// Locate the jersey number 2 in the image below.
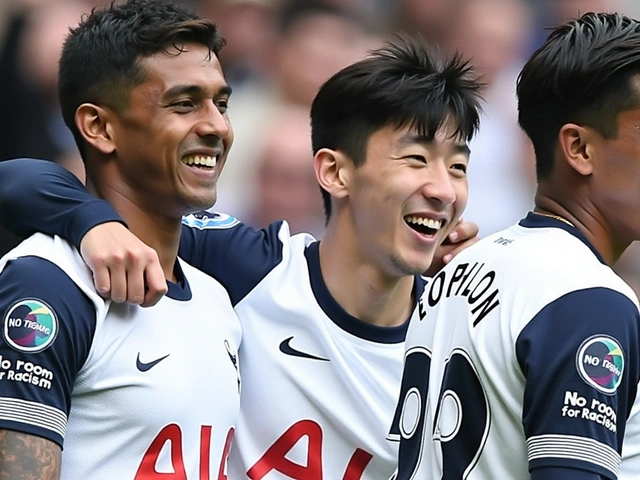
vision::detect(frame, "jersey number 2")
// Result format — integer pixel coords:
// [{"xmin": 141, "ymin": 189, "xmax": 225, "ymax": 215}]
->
[{"xmin": 390, "ymin": 347, "xmax": 490, "ymax": 479}]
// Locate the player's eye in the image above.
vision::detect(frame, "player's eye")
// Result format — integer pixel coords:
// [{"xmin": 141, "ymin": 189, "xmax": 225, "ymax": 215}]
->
[
  {"xmin": 407, "ymin": 155, "xmax": 427, "ymax": 164},
  {"xmin": 172, "ymin": 100, "xmax": 195, "ymax": 110},
  {"xmin": 215, "ymin": 98, "xmax": 229, "ymax": 113},
  {"xmin": 452, "ymin": 163, "xmax": 467, "ymax": 174}
]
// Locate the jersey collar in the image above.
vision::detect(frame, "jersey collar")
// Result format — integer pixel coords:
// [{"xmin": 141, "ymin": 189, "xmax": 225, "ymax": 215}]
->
[
  {"xmin": 304, "ymin": 241, "xmax": 424, "ymax": 343},
  {"xmin": 519, "ymin": 211, "xmax": 606, "ymax": 265},
  {"xmin": 165, "ymin": 260, "xmax": 193, "ymax": 301}
]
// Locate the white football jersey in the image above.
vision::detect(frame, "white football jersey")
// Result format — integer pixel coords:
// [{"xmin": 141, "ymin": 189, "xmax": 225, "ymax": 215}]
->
[
  {"xmin": 0, "ymin": 233, "xmax": 241, "ymax": 479},
  {"xmin": 390, "ymin": 213, "xmax": 640, "ymax": 479},
  {"xmin": 178, "ymin": 213, "xmax": 426, "ymax": 480}
]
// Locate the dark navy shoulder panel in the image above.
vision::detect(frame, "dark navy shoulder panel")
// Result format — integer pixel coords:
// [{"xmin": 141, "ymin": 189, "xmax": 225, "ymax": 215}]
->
[
  {"xmin": 179, "ymin": 212, "xmax": 286, "ymax": 305},
  {"xmin": 0, "ymin": 256, "xmax": 97, "ymax": 447},
  {"xmin": 516, "ymin": 287, "xmax": 640, "ymax": 457},
  {"xmin": 0, "ymin": 159, "xmax": 124, "ymax": 249}
]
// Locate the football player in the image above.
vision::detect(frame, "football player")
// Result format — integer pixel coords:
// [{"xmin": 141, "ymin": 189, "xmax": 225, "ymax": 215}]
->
[
  {"xmin": 0, "ymin": 35, "xmax": 482, "ymax": 479},
  {"xmin": 391, "ymin": 11, "xmax": 640, "ymax": 480},
  {"xmin": 0, "ymin": 1, "xmax": 241, "ymax": 478}
]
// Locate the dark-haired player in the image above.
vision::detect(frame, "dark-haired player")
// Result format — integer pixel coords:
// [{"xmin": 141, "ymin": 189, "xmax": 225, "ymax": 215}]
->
[
  {"xmin": 0, "ymin": 1, "xmax": 241, "ymax": 478},
  {"xmin": 0, "ymin": 35, "xmax": 482, "ymax": 479},
  {"xmin": 392, "ymin": 12, "xmax": 640, "ymax": 480}
]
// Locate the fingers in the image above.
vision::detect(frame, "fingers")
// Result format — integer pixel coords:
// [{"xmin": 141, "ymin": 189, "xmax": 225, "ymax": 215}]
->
[
  {"xmin": 141, "ymin": 255, "xmax": 168, "ymax": 307},
  {"xmin": 446, "ymin": 218, "xmax": 480, "ymax": 245},
  {"xmin": 80, "ymin": 223, "xmax": 167, "ymax": 307},
  {"xmin": 442, "ymin": 237, "xmax": 480, "ymax": 265},
  {"xmin": 426, "ymin": 219, "xmax": 481, "ymax": 276}
]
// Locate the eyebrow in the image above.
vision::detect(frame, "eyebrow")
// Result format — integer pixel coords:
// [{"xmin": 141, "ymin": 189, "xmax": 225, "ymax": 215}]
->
[
  {"xmin": 162, "ymin": 83, "xmax": 233, "ymax": 100},
  {"xmin": 396, "ymin": 134, "xmax": 471, "ymax": 156}
]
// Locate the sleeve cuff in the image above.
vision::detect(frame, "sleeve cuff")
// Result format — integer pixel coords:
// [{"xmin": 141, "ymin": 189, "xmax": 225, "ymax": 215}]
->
[{"xmin": 67, "ymin": 201, "xmax": 127, "ymax": 250}]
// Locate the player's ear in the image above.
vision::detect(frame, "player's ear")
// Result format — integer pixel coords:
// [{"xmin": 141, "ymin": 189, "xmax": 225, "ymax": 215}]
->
[
  {"xmin": 558, "ymin": 123, "xmax": 594, "ymax": 176},
  {"xmin": 315, "ymin": 148, "xmax": 351, "ymax": 199},
  {"xmin": 75, "ymin": 103, "xmax": 116, "ymax": 155}
]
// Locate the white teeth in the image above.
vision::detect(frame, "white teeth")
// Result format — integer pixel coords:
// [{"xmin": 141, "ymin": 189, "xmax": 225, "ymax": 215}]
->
[
  {"xmin": 181, "ymin": 155, "xmax": 218, "ymax": 168},
  {"xmin": 405, "ymin": 216, "xmax": 443, "ymax": 230}
]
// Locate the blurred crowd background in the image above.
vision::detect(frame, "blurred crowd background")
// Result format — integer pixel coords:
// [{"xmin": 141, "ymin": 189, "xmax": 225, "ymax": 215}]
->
[{"xmin": 2, "ymin": 0, "xmax": 640, "ymax": 292}]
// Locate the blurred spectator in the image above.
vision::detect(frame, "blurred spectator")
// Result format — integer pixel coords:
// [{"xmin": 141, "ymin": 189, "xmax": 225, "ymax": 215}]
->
[
  {"xmin": 244, "ymin": 105, "xmax": 325, "ymax": 237},
  {"xmin": 213, "ymin": 0, "xmax": 379, "ymax": 218},
  {"xmin": 0, "ymin": 0, "xmax": 90, "ymax": 177},
  {"xmin": 272, "ymin": 0, "xmax": 378, "ymax": 106},
  {"xmin": 391, "ymin": 0, "xmax": 466, "ymax": 45},
  {"xmin": 0, "ymin": 0, "xmax": 94, "ymax": 257},
  {"xmin": 443, "ymin": 0, "xmax": 537, "ymax": 236},
  {"xmin": 198, "ymin": 0, "xmax": 277, "ymax": 89}
]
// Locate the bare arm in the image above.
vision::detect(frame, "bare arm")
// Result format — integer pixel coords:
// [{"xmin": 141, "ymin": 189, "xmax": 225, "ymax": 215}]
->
[{"xmin": 0, "ymin": 430, "xmax": 61, "ymax": 480}]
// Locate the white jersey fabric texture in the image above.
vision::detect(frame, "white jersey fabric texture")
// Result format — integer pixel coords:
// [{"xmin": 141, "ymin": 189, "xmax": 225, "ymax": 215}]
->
[
  {"xmin": 179, "ymin": 213, "xmax": 426, "ymax": 480},
  {"xmin": 0, "ymin": 233, "xmax": 241, "ymax": 479},
  {"xmin": 390, "ymin": 213, "xmax": 640, "ymax": 480}
]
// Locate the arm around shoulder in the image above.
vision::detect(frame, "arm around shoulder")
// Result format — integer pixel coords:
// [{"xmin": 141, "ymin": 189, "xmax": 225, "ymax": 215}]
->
[{"xmin": 0, "ymin": 158, "xmax": 123, "ymax": 248}]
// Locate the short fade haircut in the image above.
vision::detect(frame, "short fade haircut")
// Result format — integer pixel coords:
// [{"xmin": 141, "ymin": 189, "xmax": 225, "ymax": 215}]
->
[
  {"xmin": 517, "ymin": 12, "xmax": 640, "ymax": 180},
  {"xmin": 310, "ymin": 34, "xmax": 483, "ymax": 220},
  {"xmin": 58, "ymin": 0, "xmax": 225, "ymax": 159}
]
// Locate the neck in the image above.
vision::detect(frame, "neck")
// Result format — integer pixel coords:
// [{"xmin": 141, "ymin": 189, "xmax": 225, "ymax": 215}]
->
[
  {"xmin": 88, "ymin": 180, "xmax": 182, "ymax": 281},
  {"xmin": 123, "ymin": 213, "xmax": 182, "ymax": 282},
  {"xmin": 534, "ymin": 193, "xmax": 626, "ymax": 266},
  {"xmin": 318, "ymin": 229, "xmax": 416, "ymax": 327}
]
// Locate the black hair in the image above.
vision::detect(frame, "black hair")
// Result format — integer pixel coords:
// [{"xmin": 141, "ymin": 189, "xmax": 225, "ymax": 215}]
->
[
  {"xmin": 517, "ymin": 12, "xmax": 640, "ymax": 179},
  {"xmin": 58, "ymin": 0, "xmax": 225, "ymax": 158},
  {"xmin": 310, "ymin": 34, "xmax": 483, "ymax": 220}
]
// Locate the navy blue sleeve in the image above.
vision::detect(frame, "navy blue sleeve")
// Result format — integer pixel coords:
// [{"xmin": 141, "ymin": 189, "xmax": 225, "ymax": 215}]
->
[
  {"xmin": 0, "ymin": 158, "xmax": 124, "ymax": 249},
  {"xmin": 0, "ymin": 256, "xmax": 96, "ymax": 447},
  {"xmin": 516, "ymin": 287, "xmax": 640, "ymax": 478},
  {"xmin": 531, "ymin": 467, "xmax": 608, "ymax": 480},
  {"xmin": 179, "ymin": 212, "xmax": 286, "ymax": 305}
]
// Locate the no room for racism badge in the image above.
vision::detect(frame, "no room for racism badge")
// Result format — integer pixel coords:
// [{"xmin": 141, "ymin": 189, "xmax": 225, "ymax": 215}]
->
[{"xmin": 3, "ymin": 299, "xmax": 58, "ymax": 353}]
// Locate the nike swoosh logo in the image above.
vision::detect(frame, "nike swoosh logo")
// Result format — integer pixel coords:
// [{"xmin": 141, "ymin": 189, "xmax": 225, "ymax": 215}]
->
[
  {"xmin": 136, "ymin": 352, "xmax": 170, "ymax": 372},
  {"xmin": 279, "ymin": 336, "xmax": 329, "ymax": 361}
]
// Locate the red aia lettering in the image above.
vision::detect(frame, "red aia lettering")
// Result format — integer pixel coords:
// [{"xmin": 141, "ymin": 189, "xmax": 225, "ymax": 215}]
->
[
  {"xmin": 343, "ymin": 449, "xmax": 374, "ymax": 480},
  {"xmin": 135, "ymin": 424, "xmax": 187, "ymax": 479},
  {"xmin": 247, "ymin": 420, "xmax": 373, "ymax": 480},
  {"xmin": 217, "ymin": 427, "xmax": 235, "ymax": 480},
  {"xmin": 135, "ymin": 424, "xmax": 233, "ymax": 480}
]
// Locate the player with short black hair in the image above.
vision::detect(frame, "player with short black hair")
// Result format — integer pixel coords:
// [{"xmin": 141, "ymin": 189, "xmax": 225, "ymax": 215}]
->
[
  {"xmin": 391, "ymin": 12, "xmax": 640, "ymax": 480},
  {"xmin": 0, "ymin": 34, "xmax": 482, "ymax": 478},
  {"xmin": 0, "ymin": 1, "xmax": 240, "ymax": 478}
]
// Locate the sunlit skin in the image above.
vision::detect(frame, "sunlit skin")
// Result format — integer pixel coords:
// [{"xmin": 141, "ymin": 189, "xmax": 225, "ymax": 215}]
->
[
  {"xmin": 586, "ymin": 106, "xmax": 640, "ymax": 261},
  {"xmin": 536, "ymin": 81, "xmax": 640, "ymax": 266},
  {"xmin": 319, "ymin": 124, "xmax": 470, "ymax": 325},
  {"xmin": 93, "ymin": 43, "xmax": 233, "ymax": 220},
  {"xmin": 79, "ymin": 42, "xmax": 233, "ymax": 279}
]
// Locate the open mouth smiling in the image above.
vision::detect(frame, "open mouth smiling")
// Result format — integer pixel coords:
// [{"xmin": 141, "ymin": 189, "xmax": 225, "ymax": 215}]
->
[
  {"xmin": 404, "ymin": 215, "xmax": 444, "ymax": 236},
  {"xmin": 181, "ymin": 154, "xmax": 218, "ymax": 169}
]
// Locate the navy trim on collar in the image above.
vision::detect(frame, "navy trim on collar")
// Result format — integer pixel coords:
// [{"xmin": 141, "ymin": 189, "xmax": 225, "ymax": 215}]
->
[
  {"xmin": 519, "ymin": 212, "xmax": 605, "ymax": 265},
  {"xmin": 304, "ymin": 241, "xmax": 424, "ymax": 343},
  {"xmin": 165, "ymin": 260, "xmax": 192, "ymax": 301}
]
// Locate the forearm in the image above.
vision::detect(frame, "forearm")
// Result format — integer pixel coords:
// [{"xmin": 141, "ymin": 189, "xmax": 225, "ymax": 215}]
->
[
  {"xmin": 0, "ymin": 158, "xmax": 124, "ymax": 248},
  {"xmin": 0, "ymin": 430, "xmax": 61, "ymax": 480}
]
